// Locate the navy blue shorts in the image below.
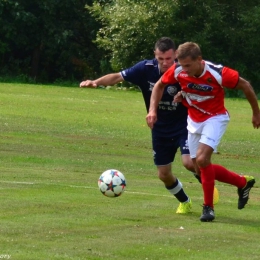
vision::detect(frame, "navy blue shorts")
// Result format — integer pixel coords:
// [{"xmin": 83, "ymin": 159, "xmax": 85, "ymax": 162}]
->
[{"xmin": 152, "ymin": 131, "xmax": 190, "ymax": 166}]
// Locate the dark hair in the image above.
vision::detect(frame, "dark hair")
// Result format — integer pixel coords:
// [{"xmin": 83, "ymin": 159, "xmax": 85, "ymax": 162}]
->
[
  {"xmin": 154, "ymin": 37, "xmax": 176, "ymax": 52},
  {"xmin": 177, "ymin": 42, "xmax": 202, "ymax": 60}
]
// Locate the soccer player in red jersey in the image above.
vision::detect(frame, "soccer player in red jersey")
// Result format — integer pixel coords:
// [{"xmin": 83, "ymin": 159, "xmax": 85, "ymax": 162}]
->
[{"xmin": 146, "ymin": 42, "xmax": 260, "ymax": 222}]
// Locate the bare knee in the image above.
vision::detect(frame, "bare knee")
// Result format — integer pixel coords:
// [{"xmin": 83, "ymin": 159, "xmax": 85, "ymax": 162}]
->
[
  {"xmin": 196, "ymin": 154, "xmax": 208, "ymax": 168},
  {"xmin": 158, "ymin": 168, "xmax": 171, "ymax": 181},
  {"xmin": 157, "ymin": 165, "xmax": 176, "ymax": 186},
  {"xmin": 191, "ymin": 158, "xmax": 200, "ymax": 176},
  {"xmin": 196, "ymin": 146, "xmax": 213, "ymax": 168}
]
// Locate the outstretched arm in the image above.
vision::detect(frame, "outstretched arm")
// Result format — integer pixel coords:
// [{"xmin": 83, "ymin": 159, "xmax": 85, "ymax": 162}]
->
[
  {"xmin": 79, "ymin": 73, "xmax": 124, "ymax": 88},
  {"xmin": 146, "ymin": 78, "xmax": 166, "ymax": 129},
  {"xmin": 236, "ymin": 77, "xmax": 260, "ymax": 129}
]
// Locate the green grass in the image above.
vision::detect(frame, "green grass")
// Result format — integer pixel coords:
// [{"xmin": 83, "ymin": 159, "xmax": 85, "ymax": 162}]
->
[{"xmin": 0, "ymin": 83, "xmax": 259, "ymax": 260}]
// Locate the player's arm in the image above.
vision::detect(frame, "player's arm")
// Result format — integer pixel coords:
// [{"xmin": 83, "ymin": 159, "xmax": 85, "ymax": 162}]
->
[
  {"xmin": 235, "ymin": 77, "xmax": 260, "ymax": 129},
  {"xmin": 79, "ymin": 73, "xmax": 124, "ymax": 88},
  {"xmin": 146, "ymin": 77, "xmax": 166, "ymax": 129}
]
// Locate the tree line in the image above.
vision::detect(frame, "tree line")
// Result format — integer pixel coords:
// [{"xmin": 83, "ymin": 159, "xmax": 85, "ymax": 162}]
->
[{"xmin": 1, "ymin": 0, "xmax": 260, "ymax": 94}]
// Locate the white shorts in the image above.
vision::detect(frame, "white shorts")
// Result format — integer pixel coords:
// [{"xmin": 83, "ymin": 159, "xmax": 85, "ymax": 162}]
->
[{"xmin": 187, "ymin": 113, "xmax": 230, "ymax": 158}]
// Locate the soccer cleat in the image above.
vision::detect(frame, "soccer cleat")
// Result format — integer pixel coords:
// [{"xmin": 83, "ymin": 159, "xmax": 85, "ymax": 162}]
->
[
  {"xmin": 237, "ymin": 175, "xmax": 255, "ymax": 209},
  {"xmin": 200, "ymin": 205, "xmax": 215, "ymax": 222},
  {"xmin": 176, "ymin": 199, "xmax": 192, "ymax": 214},
  {"xmin": 213, "ymin": 186, "xmax": 219, "ymax": 205}
]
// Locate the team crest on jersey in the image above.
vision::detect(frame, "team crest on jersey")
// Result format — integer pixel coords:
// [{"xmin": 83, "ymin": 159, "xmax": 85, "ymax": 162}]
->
[
  {"xmin": 148, "ymin": 81, "xmax": 155, "ymax": 91},
  {"xmin": 187, "ymin": 83, "xmax": 213, "ymax": 92},
  {"xmin": 167, "ymin": 85, "xmax": 178, "ymax": 96},
  {"xmin": 207, "ymin": 77, "xmax": 213, "ymax": 83}
]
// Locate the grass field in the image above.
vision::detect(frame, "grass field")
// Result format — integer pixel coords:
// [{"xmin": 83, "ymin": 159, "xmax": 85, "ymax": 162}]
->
[{"xmin": 0, "ymin": 83, "xmax": 259, "ymax": 260}]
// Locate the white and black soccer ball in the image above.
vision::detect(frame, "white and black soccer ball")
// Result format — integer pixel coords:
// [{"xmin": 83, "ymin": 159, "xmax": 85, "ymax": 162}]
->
[{"xmin": 98, "ymin": 169, "xmax": 126, "ymax": 197}]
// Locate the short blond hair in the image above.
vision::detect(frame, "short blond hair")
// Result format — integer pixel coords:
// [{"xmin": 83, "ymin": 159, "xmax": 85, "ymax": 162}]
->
[{"xmin": 176, "ymin": 42, "xmax": 202, "ymax": 60}]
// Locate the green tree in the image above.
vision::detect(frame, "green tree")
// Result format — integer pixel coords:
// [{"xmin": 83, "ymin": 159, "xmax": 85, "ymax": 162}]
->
[
  {"xmin": 87, "ymin": 0, "xmax": 260, "ymax": 93},
  {"xmin": 217, "ymin": 2, "xmax": 260, "ymax": 91},
  {"xmin": 88, "ymin": 0, "xmax": 226, "ymax": 71},
  {"xmin": 87, "ymin": 0, "xmax": 176, "ymax": 71},
  {"xmin": 0, "ymin": 0, "xmax": 102, "ymax": 82}
]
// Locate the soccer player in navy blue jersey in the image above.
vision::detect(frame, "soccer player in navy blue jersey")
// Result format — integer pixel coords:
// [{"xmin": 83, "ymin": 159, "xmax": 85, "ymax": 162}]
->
[{"xmin": 80, "ymin": 37, "xmax": 217, "ymax": 213}]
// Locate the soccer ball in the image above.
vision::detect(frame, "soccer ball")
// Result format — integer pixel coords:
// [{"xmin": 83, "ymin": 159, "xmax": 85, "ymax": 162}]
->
[{"xmin": 98, "ymin": 169, "xmax": 126, "ymax": 197}]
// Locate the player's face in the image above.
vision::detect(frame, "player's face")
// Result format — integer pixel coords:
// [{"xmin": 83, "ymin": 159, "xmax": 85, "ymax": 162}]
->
[
  {"xmin": 178, "ymin": 56, "xmax": 203, "ymax": 77},
  {"xmin": 154, "ymin": 49, "xmax": 175, "ymax": 73}
]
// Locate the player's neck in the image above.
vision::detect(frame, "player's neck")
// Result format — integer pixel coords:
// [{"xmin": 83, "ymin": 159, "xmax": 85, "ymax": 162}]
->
[{"xmin": 194, "ymin": 62, "xmax": 205, "ymax": 77}]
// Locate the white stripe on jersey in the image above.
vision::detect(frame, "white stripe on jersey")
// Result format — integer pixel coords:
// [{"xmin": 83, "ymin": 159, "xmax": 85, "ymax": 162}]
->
[
  {"xmin": 174, "ymin": 65, "xmax": 183, "ymax": 79},
  {"xmin": 204, "ymin": 61, "xmax": 223, "ymax": 87}
]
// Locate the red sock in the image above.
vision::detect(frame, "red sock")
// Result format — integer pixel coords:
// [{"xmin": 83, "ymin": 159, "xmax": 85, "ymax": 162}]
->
[
  {"xmin": 212, "ymin": 164, "xmax": 246, "ymax": 188},
  {"xmin": 200, "ymin": 164, "xmax": 215, "ymax": 208}
]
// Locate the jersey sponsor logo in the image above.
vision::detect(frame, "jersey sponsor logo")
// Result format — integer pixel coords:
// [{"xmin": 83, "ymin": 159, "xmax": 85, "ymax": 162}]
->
[
  {"xmin": 158, "ymin": 100, "xmax": 178, "ymax": 111},
  {"xmin": 158, "ymin": 105, "xmax": 177, "ymax": 111},
  {"xmin": 167, "ymin": 85, "xmax": 178, "ymax": 96},
  {"xmin": 159, "ymin": 101, "xmax": 171, "ymax": 105},
  {"xmin": 187, "ymin": 83, "xmax": 213, "ymax": 92},
  {"xmin": 158, "ymin": 98, "xmax": 179, "ymax": 110},
  {"xmin": 186, "ymin": 93, "xmax": 214, "ymax": 102}
]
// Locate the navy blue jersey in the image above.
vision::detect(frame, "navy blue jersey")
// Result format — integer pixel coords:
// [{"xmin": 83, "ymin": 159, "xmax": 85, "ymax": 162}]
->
[{"xmin": 121, "ymin": 59, "xmax": 188, "ymax": 137}]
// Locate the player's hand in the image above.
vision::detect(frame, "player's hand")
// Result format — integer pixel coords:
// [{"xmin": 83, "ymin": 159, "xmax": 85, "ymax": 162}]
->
[
  {"xmin": 252, "ymin": 112, "xmax": 260, "ymax": 129},
  {"xmin": 146, "ymin": 111, "xmax": 157, "ymax": 129},
  {"xmin": 79, "ymin": 80, "xmax": 97, "ymax": 88},
  {"xmin": 173, "ymin": 91, "xmax": 183, "ymax": 103}
]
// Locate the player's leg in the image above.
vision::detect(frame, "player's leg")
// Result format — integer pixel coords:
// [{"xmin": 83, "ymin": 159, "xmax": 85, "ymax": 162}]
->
[
  {"xmin": 196, "ymin": 143, "xmax": 215, "ymax": 207},
  {"xmin": 187, "ymin": 115, "xmax": 218, "ymax": 221},
  {"xmin": 187, "ymin": 130, "xmax": 215, "ymax": 222},
  {"xmin": 179, "ymin": 133, "xmax": 219, "ymax": 205},
  {"xmin": 152, "ymin": 134, "xmax": 191, "ymax": 213},
  {"xmin": 212, "ymin": 165, "xmax": 255, "ymax": 209},
  {"xmin": 157, "ymin": 164, "xmax": 189, "ymax": 202},
  {"xmin": 157, "ymin": 164, "xmax": 192, "ymax": 214},
  {"xmin": 199, "ymin": 114, "xmax": 255, "ymax": 210}
]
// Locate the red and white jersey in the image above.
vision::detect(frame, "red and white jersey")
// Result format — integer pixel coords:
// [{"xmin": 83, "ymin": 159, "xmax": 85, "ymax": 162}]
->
[{"xmin": 161, "ymin": 60, "xmax": 239, "ymax": 122}]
